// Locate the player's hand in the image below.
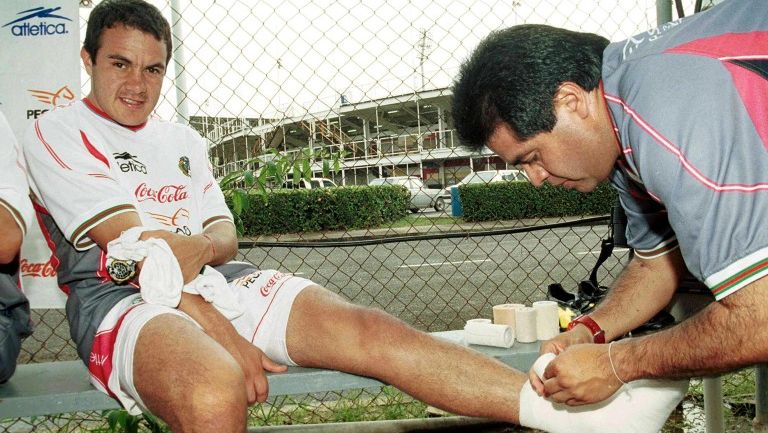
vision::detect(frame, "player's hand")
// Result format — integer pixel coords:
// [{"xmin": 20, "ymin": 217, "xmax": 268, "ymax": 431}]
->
[
  {"xmin": 540, "ymin": 343, "xmax": 622, "ymax": 406},
  {"xmin": 139, "ymin": 230, "xmax": 210, "ymax": 283},
  {"xmin": 528, "ymin": 325, "xmax": 593, "ymax": 394},
  {"xmin": 229, "ymin": 334, "xmax": 288, "ymax": 404}
]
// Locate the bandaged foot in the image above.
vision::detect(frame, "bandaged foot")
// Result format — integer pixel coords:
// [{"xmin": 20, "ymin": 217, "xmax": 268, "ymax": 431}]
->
[{"xmin": 519, "ymin": 353, "xmax": 688, "ymax": 433}]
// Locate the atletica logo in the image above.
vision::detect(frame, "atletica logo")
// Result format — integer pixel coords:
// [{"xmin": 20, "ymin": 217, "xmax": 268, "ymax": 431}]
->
[
  {"xmin": 113, "ymin": 151, "xmax": 148, "ymax": 174},
  {"xmin": 2, "ymin": 6, "xmax": 72, "ymax": 37}
]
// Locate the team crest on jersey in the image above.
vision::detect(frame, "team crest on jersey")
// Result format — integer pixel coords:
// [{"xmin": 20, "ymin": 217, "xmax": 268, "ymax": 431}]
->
[
  {"xmin": 113, "ymin": 152, "xmax": 147, "ymax": 174},
  {"xmin": 178, "ymin": 156, "xmax": 190, "ymax": 177}
]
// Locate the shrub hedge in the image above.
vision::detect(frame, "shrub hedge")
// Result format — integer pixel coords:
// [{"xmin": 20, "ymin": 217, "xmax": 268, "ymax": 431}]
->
[
  {"xmin": 459, "ymin": 181, "xmax": 618, "ymax": 222},
  {"xmin": 239, "ymin": 185, "xmax": 409, "ymax": 235}
]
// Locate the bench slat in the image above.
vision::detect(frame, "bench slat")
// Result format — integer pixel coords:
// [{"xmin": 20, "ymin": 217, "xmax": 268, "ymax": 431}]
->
[{"xmin": 1, "ymin": 330, "xmax": 541, "ymax": 419}]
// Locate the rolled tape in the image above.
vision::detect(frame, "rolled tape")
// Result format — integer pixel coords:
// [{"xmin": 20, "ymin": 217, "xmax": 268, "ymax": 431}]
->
[
  {"xmin": 533, "ymin": 300, "xmax": 560, "ymax": 341},
  {"xmin": 466, "ymin": 318, "xmax": 492, "ymax": 325},
  {"xmin": 492, "ymin": 303, "xmax": 525, "ymax": 327},
  {"xmin": 514, "ymin": 307, "xmax": 538, "ymax": 343},
  {"xmin": 464, "ymin": 320, "xmax": 514, "ymax": 348}
]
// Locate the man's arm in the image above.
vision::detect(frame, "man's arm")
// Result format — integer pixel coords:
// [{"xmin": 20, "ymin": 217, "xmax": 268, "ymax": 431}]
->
[
  {"xmin": 531, "ymin": 249, "xmax": 685, "ymax": 393},
  {"xmin": 0, "ymin": 206, "xmax": 23, "ymax": 264},
  {"xmin": 589, "ymin": 248, "xmax": 686, "ymax": 341}
]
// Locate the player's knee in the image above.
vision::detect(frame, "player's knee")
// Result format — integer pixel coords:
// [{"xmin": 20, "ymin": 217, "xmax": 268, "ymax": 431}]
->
[{"xmin": 183, "ymin": 367, "xmax": 247, "ymax": 432}]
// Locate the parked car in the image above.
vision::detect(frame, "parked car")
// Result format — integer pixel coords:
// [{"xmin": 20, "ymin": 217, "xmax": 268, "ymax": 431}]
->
[
  {"xmin": 369, "ymin": 176, "xmax": 446, "ymax": 212},
  {"xmin": 443, "ymin": 169, "xmax": 528, "ymax": 198},
  {"xmin": 281, "ymin": 177, "xmax": 338, "ymax": 189}
]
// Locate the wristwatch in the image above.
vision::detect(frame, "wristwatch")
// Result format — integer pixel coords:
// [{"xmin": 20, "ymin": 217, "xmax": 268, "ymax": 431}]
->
[
  {"xmin": 107, "ymin": 258, "xmax": 138, "ymax": 285},
  {"xmin": 567, "ymin": 315, "xmax": 606, "ymax": 344}
]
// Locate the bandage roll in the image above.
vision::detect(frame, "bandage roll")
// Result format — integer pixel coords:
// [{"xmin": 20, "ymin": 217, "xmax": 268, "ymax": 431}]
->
[
  {"xmin": 466, "ymin": 318, "xmax": 492, "ymax": 325},
  {"xmin": 492, "ymin": 303, "xmax": 525, "ymax": 328},
  {"xmin": 532, "ymin": 353, "xmax": 557, "ymax": 380},
  {"xmin": 464, "ymin": 320, "xmax": 514, "ymax": 348},
  {"xmin": 533, "ymin": 301, "xmax": 560, "ymax": 340},
  {"xmin": 515, "ymin": 307, "xmax": 538, "ymax": 343}
]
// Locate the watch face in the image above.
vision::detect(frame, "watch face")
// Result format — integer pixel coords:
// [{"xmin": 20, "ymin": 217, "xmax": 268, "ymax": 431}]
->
[{"xmin": 108, "ymin": 259, "xmax": 137, "ymax": 284}]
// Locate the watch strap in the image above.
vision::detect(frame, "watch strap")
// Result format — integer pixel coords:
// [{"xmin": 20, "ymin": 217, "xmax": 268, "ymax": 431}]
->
[{"xmin": 567, "ymin": 315, "xmax": 606, "ymax": 344}]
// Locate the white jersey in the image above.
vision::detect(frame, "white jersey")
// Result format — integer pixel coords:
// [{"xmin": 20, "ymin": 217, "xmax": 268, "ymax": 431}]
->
[
  {"xmin": 22, "ymin": 99, "xmax": 233, "ymax": 362},
  {"xmin": 0, "ymin": 111, "xmax": 33, "ymax": 235},
  {"xmin": 23, "ymin": 98, "xmax": 232, "ymax": 250}
]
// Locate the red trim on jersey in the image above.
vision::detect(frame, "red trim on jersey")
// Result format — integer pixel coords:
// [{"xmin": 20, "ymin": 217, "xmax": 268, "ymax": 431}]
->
[
  {"xmin": 35, "ymin": 120, "xmax": 71, "ymax": 170},
  {"xmin": 32, "ymin": 202, "xmax": 69, "ymax": 296},
  {"xmin": 97, "ymin": 250, "xmax": 110, "ymax": 283},
  {"xmin": 604, "ymin": 93, "xmax": 768, "ymax": 193},
  {"xmin": 80, "ymin": 131, "xmax": 111, "ymax": 168},
  {"xmin": 666, "ymin": 33, "xmax": 768, "ymax": 152},
  {"xmin": 600, "ymin": 81, "xmax": 624, "ymax": 157},
  {"xmin": 89, "ymin": 304, "xmax": 139, "ymax": 399},
  {"xmin": 203, "ymin": 181, "xmax": 213, "ymax": 194},
  {"xmin": 82, "ymin": 98, "xmax": 147, "ymax": 132},
  {"xmin": 724, "ymin": 62, "xmax": 768, "ymax": 152},
  {"xmin": 665, "ymin": 32, "xmax": 768, "ymax": 60}
]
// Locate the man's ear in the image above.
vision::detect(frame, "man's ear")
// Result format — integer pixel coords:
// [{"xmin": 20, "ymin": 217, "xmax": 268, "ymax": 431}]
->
[
  {"xmin": 81, "ymin": 47, "xmax": 94, "ymax": 76},
  {"xmin": 554, "ymin": 82, "xmax": 590, "ymax": 119}
]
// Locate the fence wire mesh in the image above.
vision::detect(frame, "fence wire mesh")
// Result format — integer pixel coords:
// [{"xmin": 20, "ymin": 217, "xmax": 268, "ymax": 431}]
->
[{"xmin": 10, "ymin": 0, "xmax": 749, "ymax": 432}]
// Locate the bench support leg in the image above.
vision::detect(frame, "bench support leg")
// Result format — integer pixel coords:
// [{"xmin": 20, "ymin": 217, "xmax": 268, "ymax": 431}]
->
[
  {"xmin": 754, "ymin": 364, "xmax": 768, "ymax": 433},
  {"xmin": 704, "ymin": 376, "xmax": 725, "ymax": 433}
]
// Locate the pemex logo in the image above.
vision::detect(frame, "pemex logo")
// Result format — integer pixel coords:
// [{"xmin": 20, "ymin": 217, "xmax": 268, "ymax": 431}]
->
[
  {"xmin": 3, "ymin": 6, "xmax": 72, "ymax": 37},
  {"xmin": 29, "ymin": 86, "xmax": 75, "ymax": 107},
  {"xmin": 27, "ymin": 85, "xmax": 76, "ymax": 119}
]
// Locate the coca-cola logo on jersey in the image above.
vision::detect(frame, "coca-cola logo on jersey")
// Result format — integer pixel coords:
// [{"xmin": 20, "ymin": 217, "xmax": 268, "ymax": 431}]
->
[
  {"xmin": 135, "ymin": 183, "xmax": 189, "ymax": 203},
  {"xmin": 20, "ymin": 258, "xmax": 57, "ymax": 278}
]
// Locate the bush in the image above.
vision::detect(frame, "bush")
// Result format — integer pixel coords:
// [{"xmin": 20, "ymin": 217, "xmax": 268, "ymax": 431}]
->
[
  {"xmin": 460, "ymin": 182, "xmax": 617, "ymax": 222},
  {"xmin": 238, "ymin": 185, "xmax": 409, "ymax": 235}
]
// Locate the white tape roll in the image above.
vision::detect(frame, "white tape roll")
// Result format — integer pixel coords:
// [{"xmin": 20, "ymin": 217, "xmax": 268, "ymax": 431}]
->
[
  {"xmin": 492, "ymin": 303, "xmax": 525, "ymax": 328},
  {"xmin": 533, "ymin": 300, "xmax": 560, "ymax": 340},
  {"xmin": 515, "ymin": 307, "xmax": 538, "ymax": 343},
  {"xmin": 464, "ymin": 320, "xmax": 514, "ymax": 348}
]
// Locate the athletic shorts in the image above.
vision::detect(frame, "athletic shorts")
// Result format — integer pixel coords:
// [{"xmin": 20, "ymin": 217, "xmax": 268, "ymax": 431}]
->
[{"xmin": 86, "ymin": 267, "xmax": 314, "ymax": 415}]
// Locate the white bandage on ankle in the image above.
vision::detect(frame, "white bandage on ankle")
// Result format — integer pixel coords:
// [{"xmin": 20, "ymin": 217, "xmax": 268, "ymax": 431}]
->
[{"xmin": 518, "ymin": 353, "xmax": 689, "ymax": 433}]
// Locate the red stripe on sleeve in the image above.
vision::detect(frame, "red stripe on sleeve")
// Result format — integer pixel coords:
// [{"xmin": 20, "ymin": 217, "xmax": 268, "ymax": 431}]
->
[{"xmin": 80, "ymin": 130, "xmax": 110, "ymax": 168}]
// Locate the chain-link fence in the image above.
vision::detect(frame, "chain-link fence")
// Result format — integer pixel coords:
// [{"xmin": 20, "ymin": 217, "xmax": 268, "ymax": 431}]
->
[{"xmin": 8, "ymin": 0, "xmax": 754, "ymax": 432}]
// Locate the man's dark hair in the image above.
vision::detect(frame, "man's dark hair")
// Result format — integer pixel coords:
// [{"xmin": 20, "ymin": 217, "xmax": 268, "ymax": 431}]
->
[
  {"xmin": 452, "ymin": 24, "xmax": 609, "ymax": 150},
  {"xmin": 84, "ymin": 0, "xmax": 172, "ymax": 65}
]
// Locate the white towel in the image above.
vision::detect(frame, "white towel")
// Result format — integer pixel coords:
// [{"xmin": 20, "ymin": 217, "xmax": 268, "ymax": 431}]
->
[
  {"xmin": 106, "ymin": 228, "xmax": 244, "ymax": 319},
  {"xmin": 184, "ymin": 265, "xmax": 244, "ymax": 319}
]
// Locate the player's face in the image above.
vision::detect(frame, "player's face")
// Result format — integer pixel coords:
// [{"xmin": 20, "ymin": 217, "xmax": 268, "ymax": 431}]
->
[
  {"xmin": 81, "ymin": 24, "xmax": 166, "ymax": 126},
  {"xmin": 487, "ymin": 114, "xmax": 616, "ymax": 193}
]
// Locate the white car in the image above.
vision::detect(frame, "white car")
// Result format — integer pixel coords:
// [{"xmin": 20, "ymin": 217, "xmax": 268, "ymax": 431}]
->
[
  {"xmin": 369, "ymin": 176, "xmax": 446, "ymax": 213},
  {"xmin": 443, "ymin": 169, "xmax": 528, "ymax": 198}
]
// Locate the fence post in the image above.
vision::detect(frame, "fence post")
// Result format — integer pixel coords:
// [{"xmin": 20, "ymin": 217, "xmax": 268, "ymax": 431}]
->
[
  {"xmin": 704, "ymin": 377, "xmax": 725, "ymax": 433},
  {"xmin": 754, "ymin": 364, "xmax": 768, "ymax": 433}
]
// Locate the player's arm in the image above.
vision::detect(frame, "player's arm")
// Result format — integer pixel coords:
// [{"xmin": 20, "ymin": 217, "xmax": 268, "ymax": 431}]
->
[
  {"xmin": 0, "ymin": 204, "xmax": 23, "ymax": 264},
  {"xmin": 88, "ymin": 213, "xmax": 283, "ymax": 403}
]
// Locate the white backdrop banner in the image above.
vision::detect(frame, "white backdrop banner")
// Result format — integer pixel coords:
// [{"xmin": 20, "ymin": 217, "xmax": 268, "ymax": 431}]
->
[{"xmin": 0, "ymin": 1, "xmax": 80, "ymax": 308}]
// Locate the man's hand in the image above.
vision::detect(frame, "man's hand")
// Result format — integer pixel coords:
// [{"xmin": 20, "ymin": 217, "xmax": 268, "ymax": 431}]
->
[
  {"xmin": 228, "ymin": 334, "xmax": 288, "ymax": 404},
  {"xmin": 540, "ymin": 343, "xmax": 623, "ymax": 406},
  {"xmin": 529, "ymin": 325, "xmax": 593, "ymax": 393},
  {"xmin": 177, "ymin": 293, "xmax": 287, "ymax": 404}
]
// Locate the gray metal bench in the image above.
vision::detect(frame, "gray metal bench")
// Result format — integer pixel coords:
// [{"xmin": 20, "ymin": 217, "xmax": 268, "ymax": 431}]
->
[{"xmin": 0, "ymin": 330, "xmax": 541, "ymax": 419}]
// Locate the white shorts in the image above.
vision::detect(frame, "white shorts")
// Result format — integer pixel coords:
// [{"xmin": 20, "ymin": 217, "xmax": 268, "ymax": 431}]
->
[{"xmin": 87, "ymin": 269, "xmax": 313, "ymax": 415}]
